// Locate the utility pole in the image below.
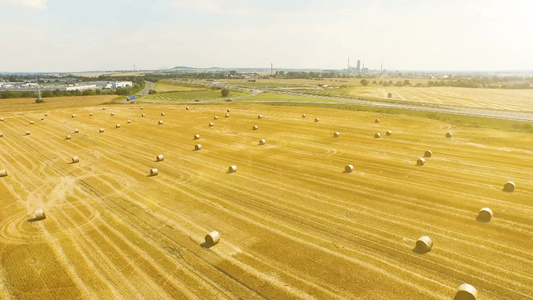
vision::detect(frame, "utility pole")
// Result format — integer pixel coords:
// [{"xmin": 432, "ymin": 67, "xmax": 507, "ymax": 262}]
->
[{"xmin": 35, "ymin": 77, "xmax": 43, "ymax": 103}]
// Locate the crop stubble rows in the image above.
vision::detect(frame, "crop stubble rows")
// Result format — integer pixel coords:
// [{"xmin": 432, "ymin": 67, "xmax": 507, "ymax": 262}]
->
[{"xmin": 0, "ymin": 103, "xmax": 532, "ymax": 299}]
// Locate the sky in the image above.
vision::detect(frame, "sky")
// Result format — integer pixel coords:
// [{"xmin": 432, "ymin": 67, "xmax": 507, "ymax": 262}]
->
[{"xmin": 0, "ymin": 0, "xmax": 532, "ymax": 72}]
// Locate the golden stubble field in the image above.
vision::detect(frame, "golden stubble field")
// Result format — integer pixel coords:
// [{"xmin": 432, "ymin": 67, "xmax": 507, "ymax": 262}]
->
[{"xmin": 0, "ymin": 98, "xmax": 532, "ymax": 299}]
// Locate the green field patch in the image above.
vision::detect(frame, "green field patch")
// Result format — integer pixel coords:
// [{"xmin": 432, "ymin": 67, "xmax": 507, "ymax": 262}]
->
[
  {"xmin": 243, "ymin": 92, "xmax": 344, "ymax": 103},
  {"xmin": 139, "ymin": 88, "xmax": 250, "ymax": 103}
]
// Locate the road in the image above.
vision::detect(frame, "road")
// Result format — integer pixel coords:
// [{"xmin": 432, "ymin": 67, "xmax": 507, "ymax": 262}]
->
[{"xmin": 137, "ymin": 81, "xmax": 155, "ymax": 96}]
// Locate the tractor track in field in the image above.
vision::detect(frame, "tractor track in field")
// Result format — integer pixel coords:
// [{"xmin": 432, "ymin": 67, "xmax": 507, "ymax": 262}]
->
[{"xmin": 0, "ymin": 104, "xmax": 532, "ymax": 299}]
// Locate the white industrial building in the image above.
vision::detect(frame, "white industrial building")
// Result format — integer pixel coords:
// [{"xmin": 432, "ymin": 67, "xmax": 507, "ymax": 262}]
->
[
  {"xmin": 66, "ymin": 84, "xmax": 97, "ymax": 91},
  {"xmin": 112, "ymin": 81, "xmax": 132, "ymax": 89}
]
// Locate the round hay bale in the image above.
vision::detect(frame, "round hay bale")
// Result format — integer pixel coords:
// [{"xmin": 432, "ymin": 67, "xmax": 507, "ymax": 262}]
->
[
  {"xmin": 140, "ymin": 106, "xmax": 144, "ymax": 110},
  {"xmin": 225, "ymin": 113, "xmax": 230, "ymax": 118},
  {"xmin": 150, "ymin": 168, "xmax": 159, "ymax": 176},
  {"xmin": 227, "ymin": 108, "xmax": 231, "ymax": 112},
  {"xmin": 89, "ymin": 113, "xmax": 93, "ymax": 116},
  {"xmin": 0, "ymin": 132, "xmax": 3, "ymax": 137},
  {"xmin": 205, "ymin": 231, "xmax": 220, "ymax": 246},
  {"xmin": 41, "ymin": 117, "xmax": 44, "ymax": 120},
  {"xmin": 186, "ymin": 107, "xmax": 190, "ymax": 110},
  {"xmin": 386, "ymin": 130, "xmax": 392, "ymax": 136},
  {"xmin": 417, "ymin": 158, "xmax": 425, "ymax": 166},
  {"xmin": 99, "ymin": 128, "xmax": 105, "ymax": 133},
  {"xmin": 424, "ymin": 150, "xmax": 432, "ymax": 158},
  {"xmin": 446, "ymin": 132, "xmax": 453, "ymax": 138},
  {"xmin": 374, "ymin": 133, "xmax": 381, "ymax": 138},
  {"xmin": 253, "ymin": 125, "xmax": 258, "ymax": 130},
  {"xmin": 66, "ymin": 135, "xmax": 72, "ymax": 140},
  {"xmin": 258, "ymin": 114, "xmax": 263, "ymax": 119},
  {"xmin": 141, "ymin": 113, "xmax": 146, "ymax": 117},
  {"xmin": 72, "ymin": 156, "xmax": 79, "ymax": 163},
  {"xmin": 74, "ymin": 129, "xmax": 79, "ymax": 133},
  {"xmin": 503, "ymin": 181, "xmax": 515, "ymax": 192},
  {"xmin": 333, "ymin": 132, "xmax": 340, "ymax": 137},
  {"xmin": 209, "ymin": 122, "xmax": 214, "ymax": 127},
  {"xmin": 158, "ymin": 120, "xmax": 163, "ymax": 124},
  {"xmin": 228, "ymin": 165, "xmax": 237, "ymax": 172},
  {"xmin": 102, "ymin": 108, "xmax": 106, "ymax": 110},
  {"xmin": 415, "ymin": 236, "xmax": 433, "ymax": 253},
  {"xmin": 0, "ymin": 169, "xmax": 7, "ymax": 177},
  {"xmin": 478, "ymin": 207, "xmax": 493, "ymax": 222},
  {"xmin": 302, "ymin": 114, "xmax": 306, "ymax": 118},
  {"xmin": 214, "ymin": 116, "xmax": 218, "ymax": 120},
  {"xmin": 116, "ymin": 124, "xmax": 121, "ymax": 128},
  {"xmin": 0, "ymin": 118, "xmax": 4, "ymax": 121},
  {"xmin": 127, "ymin": 120, "xmax": 131, "ymax": 124},
  {"xmin": 72, "ymin": 114, "xmax": 76, "ymax": 118},
  {"xmin": 259, "ymin": 139, "xmax": 266, "ymax": 145},
  {"xmin": 375, "ymin": 118, "xmax": 380, "ymax": 123},
  {"xmin": 44, "ymin": 114, "xmax": 47, "ymax": 116},
  {"xmin": 161, "ymin": 112, "xmax": 165, "ymax": 116},
  {"xmin": 455, "ymin": 283, "xmax": 477, "ymax": 300},
  {"xmin": 30, "ymin": 121, "xmax": 35, "ymax": 124},
  {"xmin": 345, "ymin": 165, "xmax": 354, "ymax": 173},
  {"xmin": 315, "ymin": 118, "xmax": 320, "ymax": 122},
  {"xmin": 26, "ymin": 131, "xmax": 31, "ymax": 135},
  {"xmin": 195, "ymin": 144, "xmax": 202, "ymax": 150},
  {"xmin": 34, "ymin": 209, "xmax": 46, "ymax": 220},
  {"xmin": 111, "ymin": 112, "xmax": 115, "ymax": 116},
  {"xmin": 156, "ymin": 154, "xmax": 164, "ymax": 162},
  {"xmin": 194, "ymin": 134, "xmax": 200, "ymax": 139}
]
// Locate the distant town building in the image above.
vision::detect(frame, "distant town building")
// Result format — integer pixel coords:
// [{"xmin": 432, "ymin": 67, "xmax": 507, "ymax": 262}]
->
[
  {"xmin": 112, "ymin": 81, "xmax": 132, "ymax": 89},
  {"xmin": 66, "ymin": 84, "xmax": 97, "ymax": 91}
]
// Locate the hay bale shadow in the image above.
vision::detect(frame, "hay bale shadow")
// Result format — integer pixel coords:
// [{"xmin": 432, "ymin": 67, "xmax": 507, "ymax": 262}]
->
[
  {"xmin": 476, "ymin": 215, "xmax": 490, "ymax": 223},
  {"xmin": 200, "ymin": 241, "xmax": 214, "ymax": 249},
  {"xmin": 453, "ymin": 292, "xmax": 476, "ymax": 300},
  {"xmin": 27, "ymin": 217, "xmax": 45, "ymax": 223},
  {"xmin": 412, "ymin": 246, "xmax": 430, "ymax": 254}
]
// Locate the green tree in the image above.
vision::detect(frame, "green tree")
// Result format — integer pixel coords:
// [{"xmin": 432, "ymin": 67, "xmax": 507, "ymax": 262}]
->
[
  {"xmin": 221, "ymin": 88, "xmax": 230, "ymax": 97},
  {"xmin": 41, "ymin": 90, "xmax": 53, "ymax": 98}
]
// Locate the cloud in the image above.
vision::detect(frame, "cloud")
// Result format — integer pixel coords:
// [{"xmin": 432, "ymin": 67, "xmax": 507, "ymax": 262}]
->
[{"xmin": 0, "ymin": 0, "xmax": 47, "ymax": 9}]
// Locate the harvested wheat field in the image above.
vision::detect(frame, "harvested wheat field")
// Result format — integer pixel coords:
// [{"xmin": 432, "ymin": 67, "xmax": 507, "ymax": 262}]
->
[{"xmin": 0, "ymin": 99, "xmax": 532, "ymax": 299}]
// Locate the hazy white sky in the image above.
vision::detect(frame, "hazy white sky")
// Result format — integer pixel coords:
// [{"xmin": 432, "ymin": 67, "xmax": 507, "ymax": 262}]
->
[{"xmin": 0, "ymin": 0, "xmax": 531, "ymax": 72}]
